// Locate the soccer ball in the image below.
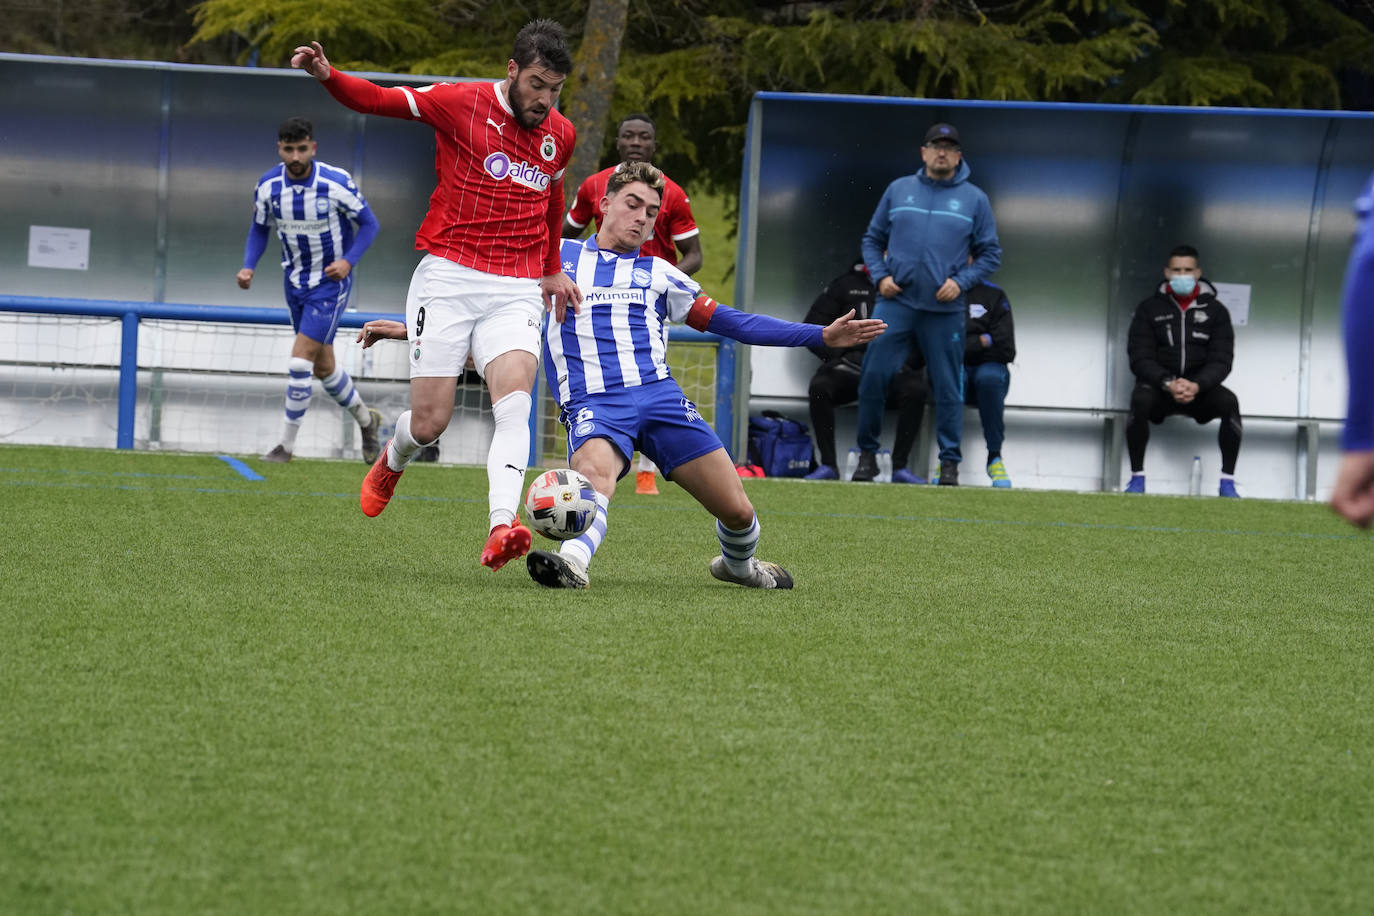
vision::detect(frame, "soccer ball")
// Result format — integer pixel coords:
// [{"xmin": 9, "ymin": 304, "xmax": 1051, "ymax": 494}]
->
[{"xmin": 524, "ymin": 468, "xmax": 598, "ymax": 541}]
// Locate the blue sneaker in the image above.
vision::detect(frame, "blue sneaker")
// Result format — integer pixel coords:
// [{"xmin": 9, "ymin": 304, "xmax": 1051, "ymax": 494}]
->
[
  {"xmin": 1218, "ymin": 478, "xmax": 1240, "ymax": 498},
  {"xmin": 987, "ymin": 458, "xmax": 1011, "ymax": 488},
  {"xmin": 891, "ymin": 467, "xmax": 926, "ymax": 484},
  {"xmin": 1124, "ymin": 474, "xmax": 1146, "ymax": 494},
  {"xmin": 804, "ymin": 464, "xmax": 838, "ymax": 481}
]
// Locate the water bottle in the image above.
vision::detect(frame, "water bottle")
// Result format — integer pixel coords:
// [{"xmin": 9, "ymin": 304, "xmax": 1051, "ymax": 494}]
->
[
  {"xmin": 1189, "ymin": 455, "xmax": 1202, "ymax": 496},
  {"xmin": 876, "ymin": 448, "xmax": 893, "ymax": 483},
  {"xmin": 842, "ymin": 448, "xmax": 860, "ymax": 481}
]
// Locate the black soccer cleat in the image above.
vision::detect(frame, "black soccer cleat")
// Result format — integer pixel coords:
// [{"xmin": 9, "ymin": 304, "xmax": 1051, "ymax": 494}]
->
[{"xmin": 527, "ymin": 550, "xmax": 590, "ymax": 589}]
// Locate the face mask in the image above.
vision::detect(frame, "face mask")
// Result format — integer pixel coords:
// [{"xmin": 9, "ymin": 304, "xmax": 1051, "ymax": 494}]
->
[{"xmin": 1169, "ymin": 274, "xmax": 1197, "ymax": 297}]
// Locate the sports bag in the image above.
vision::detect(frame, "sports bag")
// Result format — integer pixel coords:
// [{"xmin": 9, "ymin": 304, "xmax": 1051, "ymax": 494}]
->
[{"xmin": 747, "ymin": 411, "xmax": 814, "ymax": 478}]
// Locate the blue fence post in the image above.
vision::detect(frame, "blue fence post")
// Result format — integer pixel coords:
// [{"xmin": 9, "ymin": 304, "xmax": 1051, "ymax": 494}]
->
[
  {"xmin": 118, "ymin": 311, "xmax": 139, "ymax": 449},
  {"xmin": 715, "ymin": 339, "xmax": 736, "ymax": 461},
  {"xmin": 527, "ymin": 376, "xmax": 541, "ymax": 468}
]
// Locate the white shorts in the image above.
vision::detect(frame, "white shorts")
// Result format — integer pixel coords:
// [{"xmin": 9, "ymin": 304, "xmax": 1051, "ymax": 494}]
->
[{"xmin": 404, "ymin": 253, "xmax": 544, "ymax": 379}]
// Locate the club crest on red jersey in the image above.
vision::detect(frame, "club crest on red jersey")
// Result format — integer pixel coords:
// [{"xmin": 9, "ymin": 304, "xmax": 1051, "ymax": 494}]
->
[{"xmin": 540, "ymin": 135, "xmax": 557, "ymax": 162}]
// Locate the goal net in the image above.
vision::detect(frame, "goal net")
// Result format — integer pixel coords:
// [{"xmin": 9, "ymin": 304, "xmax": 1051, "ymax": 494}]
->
[{"xmin": 1, "ymin": 310, "xmax": 724, "ymax": 468}]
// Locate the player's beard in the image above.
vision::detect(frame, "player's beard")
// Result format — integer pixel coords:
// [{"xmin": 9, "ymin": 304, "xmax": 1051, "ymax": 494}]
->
[{"xmin": 507, "ymin": 80, "xmax": 549, "ymax": 130}]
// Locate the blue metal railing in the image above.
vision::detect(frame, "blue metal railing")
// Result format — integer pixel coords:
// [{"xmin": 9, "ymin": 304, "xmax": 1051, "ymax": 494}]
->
[{"xmin": 0, "ymin": 294, "xmax": 736, "ymax": 461}]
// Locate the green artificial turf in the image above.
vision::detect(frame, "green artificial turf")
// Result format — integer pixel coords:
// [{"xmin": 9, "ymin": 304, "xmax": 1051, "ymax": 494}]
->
[{"xmin": 1, "ymin": 446, "xmax": 1370, "ymax": 914}]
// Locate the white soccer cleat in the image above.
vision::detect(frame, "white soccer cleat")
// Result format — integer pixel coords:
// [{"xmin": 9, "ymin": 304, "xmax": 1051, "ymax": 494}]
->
[
  {"xmin": 527, "ymin": 550, "xmax": 590, "ymax": 589},
  {"xmin": 709, "ymin": 556, "xmax": 794, "ymax": 590}
]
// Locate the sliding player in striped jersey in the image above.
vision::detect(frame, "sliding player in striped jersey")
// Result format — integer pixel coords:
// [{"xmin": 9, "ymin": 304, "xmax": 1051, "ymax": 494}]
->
[
  {"xmin": 564, "ymin": 113, "xmax": 703, "ymax": 496},
  {"xmin": 1331, "ymin": 172, "xmax": 1374, "ymax": 528},
  {"xmin": 292, "ymin": 20, "xmax": 582, "ymax": 571},
  {"xmin": 355, "ymin": 162, "xmax": 884, "ymax": 588},
  {"xmin": 238, "ymin": 116, "xmax": 383, "ymax": 464},
  {"xmin": 531, "ymin": 161, "xmax": 885, "ymax": 589}
]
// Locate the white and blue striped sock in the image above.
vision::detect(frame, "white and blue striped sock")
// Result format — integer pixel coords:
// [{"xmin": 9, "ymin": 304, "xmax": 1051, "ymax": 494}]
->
[
  {"xmin": 280, "ymin": 356, "xmax": 314, "ymax": 450},
  {"xmin": 560, "ymin": 491, "xmax": 610, "ymax": 571},
  {"xmin": 321, "ymin": 366, "xmax": 369, "ymax": 425},
  {"xmin": 716, "ymin": 516, "xmax": 760, "ymax": 577}
]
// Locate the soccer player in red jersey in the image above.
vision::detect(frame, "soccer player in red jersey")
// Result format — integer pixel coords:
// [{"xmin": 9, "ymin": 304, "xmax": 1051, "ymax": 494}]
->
[
  {"xmin": 291, "ymin": 20, "xmax": 582, "ymax": 571},
  {"xmin": 564, "ymin": 113, "xmax": 701, "ymax": 274},
  {"xmin": 565, "ymin": 113, "xmax": 702, "ymax": 494}
]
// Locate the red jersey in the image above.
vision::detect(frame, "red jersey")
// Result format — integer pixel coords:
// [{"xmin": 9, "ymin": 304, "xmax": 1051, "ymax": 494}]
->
[
  {"xmin": 566, "ymin": 165, "xmax": 699, "ymax": 265},
  {"xmin": 322, "ymin": 71, "xmax": 576, "ymax": 279}
]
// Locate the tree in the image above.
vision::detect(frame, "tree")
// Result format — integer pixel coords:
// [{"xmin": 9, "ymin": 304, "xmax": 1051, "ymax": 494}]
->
[
  {"xmin": 0, "ymin": 0, "xmax": 215, "ymax": 61},
  {"xmin": 1100, "ymin": 0, "xmax": 1374, "ymax": 108},
  {"xmin": 561, "ymin": 0, "xmax": 631, "ymax": 197},
  {"xmin": 16, "ymin": 0, "xmax": 1368, "ymax": 197}
]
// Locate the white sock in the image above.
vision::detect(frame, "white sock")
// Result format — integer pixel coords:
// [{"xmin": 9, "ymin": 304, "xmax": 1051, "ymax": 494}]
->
[
  {"xmin": 560, "ymin": 491, "xmax": 610, "ymax": 570},
  {"xmin": 638, "ymin": 454, "xmax": 657, "ymax": 474},
  {"xmin": 386, "ymin": 409, "xmax": 431, "ymax": 472},
  {"xmin": 487, "ymin": 390, "xmax": 532, "ymax": 530},
  {"xmin": 280, "ymin": 356, "xmax": 314, "ymax": 451},
  {"xmin": 1220, "ymin": 473, "xmax": 1235, "ymax": 481},
  {"xmin": 716, "ymin": 516, "xmax": 761, "ymax": 577}
]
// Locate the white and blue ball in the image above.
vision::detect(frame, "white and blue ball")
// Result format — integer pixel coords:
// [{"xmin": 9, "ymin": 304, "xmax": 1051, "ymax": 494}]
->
[{"xmin": 524, "ymin": 468, "xmax": 597, "ymax": 541}]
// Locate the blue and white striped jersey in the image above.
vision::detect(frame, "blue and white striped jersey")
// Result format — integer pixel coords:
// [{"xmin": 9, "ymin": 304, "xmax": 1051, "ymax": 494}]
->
[
  {"xmin": 251, "ymin": 161, "xmax": 372, "ymax": 289},
  {"xmin": 544, "ymin": 236, "xmax": 703, "ymax": 405}
]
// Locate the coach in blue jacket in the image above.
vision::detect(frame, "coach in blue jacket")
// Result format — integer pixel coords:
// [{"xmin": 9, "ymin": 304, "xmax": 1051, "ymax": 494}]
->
[{"xmin": 853, "ymin": 123, "xmax": 1001, "ymax": 486}]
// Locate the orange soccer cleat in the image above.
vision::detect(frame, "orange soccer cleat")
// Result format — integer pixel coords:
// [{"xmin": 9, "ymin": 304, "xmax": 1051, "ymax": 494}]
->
[
  {"xmin": 635, "ymin": 469, "xmax": 659, "ymax": 495},
  {"xmin": 480, "ymin": 522, "xmax": 532, "ymax": 570},
  {"xmin": 360, "ymin": 443, "xmax": 404, "ymax": 517}
]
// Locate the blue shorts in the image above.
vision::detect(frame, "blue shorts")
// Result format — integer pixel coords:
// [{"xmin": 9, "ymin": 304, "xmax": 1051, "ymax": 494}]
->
[
  {"xmin": 560, "ymin": 379, "xmax": 722, "ymax": 479},
  {"xmin": 285, "ymin": 276, "xmax": 352, "ymax": 343}
]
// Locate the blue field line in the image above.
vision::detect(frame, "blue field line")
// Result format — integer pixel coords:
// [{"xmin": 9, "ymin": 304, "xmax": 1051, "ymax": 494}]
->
[
  {"xmin": 0, "ymin": 465, "xmax": 224, "ymax": 481},
  {"xmin": 0, "ymin": 476, "xmax": 488, "ymax": 506},
  {"xmin": 216, "ymin": 455, "xmax": 264, "ymax": 481},
  {"xmin": 2, "ymin": 475, "xmax": 1366, "ymax": 542},
  {"xmin": 761, "ymin": 507, "xmax": 1369, "ymax": 542}
]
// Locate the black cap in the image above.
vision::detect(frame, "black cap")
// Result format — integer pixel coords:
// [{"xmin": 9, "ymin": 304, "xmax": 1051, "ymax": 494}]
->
[{"xmin": 923, "ymin": 123, "xmax": 960, "ymax": 146}]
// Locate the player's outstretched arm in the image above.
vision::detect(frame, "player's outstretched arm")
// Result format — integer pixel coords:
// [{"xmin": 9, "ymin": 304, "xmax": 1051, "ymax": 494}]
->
[
  {"xmin": 821, "ymin": 309, "xmax": 887, "ymax": 349},
  {"xmin": 357, "ymin": 319, "xmax": 407, "ymax": 348},
  {"xmin": 291, "ymin": 41, "xmax": 332, "ymax": 80},
  {"xmin": 684, "ymin": 296, "xmax": 884, "ymax": 349}
]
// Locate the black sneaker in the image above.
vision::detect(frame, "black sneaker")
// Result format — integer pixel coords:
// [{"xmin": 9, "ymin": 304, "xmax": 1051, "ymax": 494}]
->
[
  {"xmin": 852, "ymin": 450, "xmax": 879, "ymax": 482},
  {"xmin": 260, "ymin": 444, "xmax": 292, "ymax": 463},
  {"xmin": 937, "ymin": 459, "xmax": 959, "ymax": 486}
]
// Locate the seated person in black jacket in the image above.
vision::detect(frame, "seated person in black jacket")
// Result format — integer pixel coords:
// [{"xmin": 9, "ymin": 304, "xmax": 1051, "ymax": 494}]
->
[
  {"xmin": 803, "ymin": 256, "xmax": 928, "ymax": 482},
  {"xmin": 1125, "ymin": 244, "xmax": 1241, "ymax": 497},
  {"xmin": 963, "ymin": 281, "xmax": 1016, "ymax": 487}
]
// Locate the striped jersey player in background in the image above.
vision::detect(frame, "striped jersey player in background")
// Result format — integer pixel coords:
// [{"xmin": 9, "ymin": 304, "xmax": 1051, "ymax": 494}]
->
[
  {"xmin": 564, "ymin": 113, "xmax": 704, "ymax": 497},
  {"xmin": 527, "ymin": 161, "xmax": 887, "ymax": 590},
  {"xmin": 237, "ymin": 116, "xmax": 383, "ymax": 465},
  {"xmin": 1331, "ymin": 171, "xmax": 1374, "ymax": 528},
  {"xmin": 292, "ymin": 20, "xmax": 583, "ymax": 571}
]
